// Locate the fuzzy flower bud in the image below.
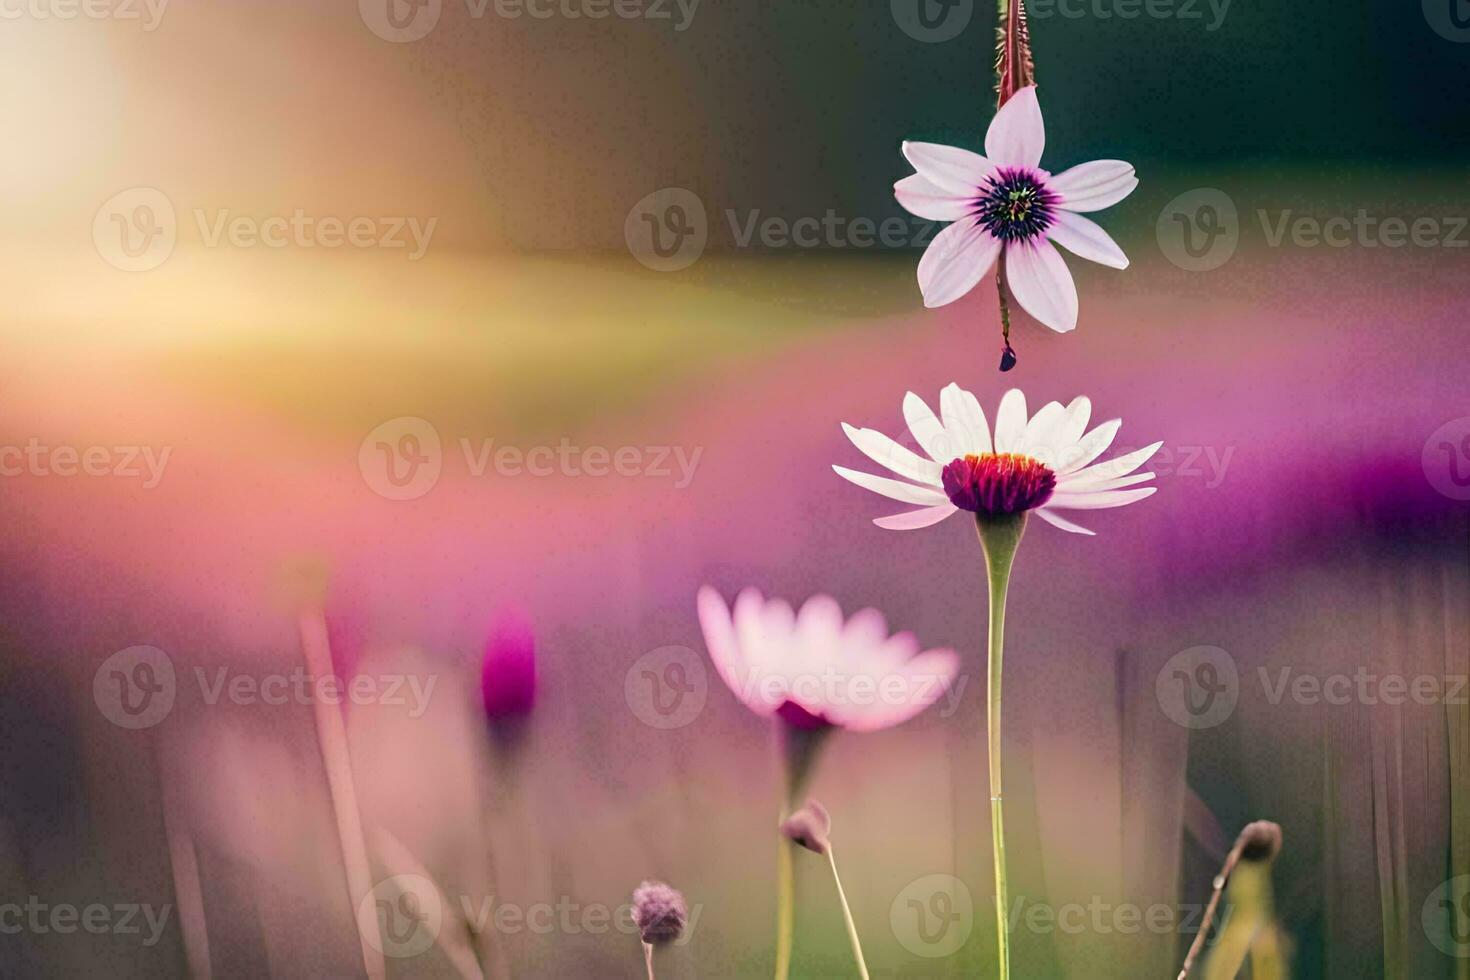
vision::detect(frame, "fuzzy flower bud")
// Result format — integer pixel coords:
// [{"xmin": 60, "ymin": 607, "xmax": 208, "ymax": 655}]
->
[{"xmin": 632, "ymin": 880, "xmax": 687, "ymax": 945}]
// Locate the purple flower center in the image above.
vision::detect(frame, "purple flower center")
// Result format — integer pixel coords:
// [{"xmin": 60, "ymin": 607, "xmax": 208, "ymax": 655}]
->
[
  {"xmin": 974, "ymin": 167, "xmax": 1057, "ymax": 242},
  {"xmin": 942, "ymin": 452, "xmax": 1057, "ymax": 516}
]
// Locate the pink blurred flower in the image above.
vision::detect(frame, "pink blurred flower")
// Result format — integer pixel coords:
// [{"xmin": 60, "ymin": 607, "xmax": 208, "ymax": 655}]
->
[
  {"xmin": 481, "ymin": 609, "xmax": 536, "ymax": 723},
  {"xmin": 835, "ymin": 384, "xmax": 1160, "ymax": 535},
  {"xmin": 895, "ymin": 86, "xmax": 1137, "ymax": 332},
  {"xmin": 696, "ymin": 586, "xmax": 959, "ymax": 733}
]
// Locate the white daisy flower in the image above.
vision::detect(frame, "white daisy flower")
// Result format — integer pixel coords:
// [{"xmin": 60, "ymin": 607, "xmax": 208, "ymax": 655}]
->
[
  {"xmin": 696, "ymin": 586, "xmax": 959, "ymax": 733},
  {"xmin": 834, "ymin": 384, "xmax": 1161, "ymax": 535},
  {"xmin": 895, "ymin": 86, "xmax": 1138, "ymax": 333}
]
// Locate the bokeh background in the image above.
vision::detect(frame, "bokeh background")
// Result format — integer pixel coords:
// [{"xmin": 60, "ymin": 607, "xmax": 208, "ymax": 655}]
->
[{"xmin": 2, "ymin": 0, "xmax": 1469, "ymax": 977}]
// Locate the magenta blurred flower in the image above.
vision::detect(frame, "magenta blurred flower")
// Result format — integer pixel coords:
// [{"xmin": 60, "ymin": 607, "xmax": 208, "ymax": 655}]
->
[
  {"xmin": 895, "ymin": 86, "xmax": 1137, "ymax": 332},
  {"xmin": 481, "ymin": 609, "xmax": 536, "ymax": 722},
  {"xmin": 696, "ymin": 586, "xmax": 959, "ymax": 733},
  {"xmin": 835, "ymin": 384, "xmax": 1161, "ymax": 535}
]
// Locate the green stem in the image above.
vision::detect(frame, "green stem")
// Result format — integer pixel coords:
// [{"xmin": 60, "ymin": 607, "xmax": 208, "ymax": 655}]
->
[
  {"xmin": 826, "ymin": 846, "xmax": 870, "ymax": 980},
  {"xmin": 976, "ymin": 513, "xmax": 1026, "ymax": 980},
  {"xmin": 775, "ymin": 831, "xmax": 794, "ymax": 980},
  {"xmin": 774, "ymin": 722, "xmax": 827, "ymax": 980}
]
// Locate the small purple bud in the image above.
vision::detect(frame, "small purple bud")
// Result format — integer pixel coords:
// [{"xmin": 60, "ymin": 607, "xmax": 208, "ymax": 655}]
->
[
  {"xmin": 780, "ymin": 799, "xmax": 831, "ymax": 855},
  {"xmin": 481, "ymin": 608, "xmax": 536, "ymax": 723},
  {"xmin": 632, "ymin": 880, "xmax": 687, "ymax": 945},
  {"xmin": 999, "ymin": 342, "xmax": 1018, "ymax": 372}
]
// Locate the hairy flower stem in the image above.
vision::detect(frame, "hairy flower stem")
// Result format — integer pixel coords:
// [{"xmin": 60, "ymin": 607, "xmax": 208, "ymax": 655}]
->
[
  {"xmin": 643, "ymin": 941, "xmax": 656, "ymax": 980},
  {"xmin": 826, "ymin": 846, "xmax": 870, "ymax": 980},
  {"xmin": 976, "ymin": 512, "xmax": 1027, "ymax": 980}
]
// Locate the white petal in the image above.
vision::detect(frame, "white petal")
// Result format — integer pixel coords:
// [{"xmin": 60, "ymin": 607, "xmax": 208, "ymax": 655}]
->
[
  {"xmin": 832, "ymin": 465, "xmax": 951, "ymax": 506},
  {"xmin": 917, "ymin": 218, "xmax": 1001, "ymax": 309},
  {"xmin": 837, "ymin": 649, "xmax": 961, "ymax": 732},
  {"xmin": 873, "ymin": 504, "xmax": 958, "ymax": 530},
  {"xmin": 901, "ymin": 141, "xmax": 993, "ymax": 197},
  {"xmin": 1057, "ymin": 471, "xmax": 1155, "ymax": 494},
  {"xmin": 1033, "ymin": 508, "xmax": 1096, "ymax": 535},
  {"xmin": 1046, "ymin": 487, "xmax": 1158, "ymax": 510},
  {"xmin": 1048, "ymin": 160, "xmax": 1138, "ymax": 212},
  {"xmin": 1005, "ymin": 238, "xmax": 1078, "ymax": 334},
  {"xmin": 985, "ymin": 86, "xmax": 1044, "ymax": 169},
  {"xmin": 1055, "ymin": 395, "xmax": 1092, "ymax": 449},
  {"xmin": 1018, "ymin": 400, "xmax": 1066, "ymax": 464},
  {"xmin": 940, "ymin": 382, "xmax": 991, "ymax": 456},
  {"xmin": 697, "ymin": 586, "xmax": 749, "ymax": 698},
  {"xmin": 992, "ymin": 388, "xmax": 1028, "ymax": 453},
  {"xmin": 1048, "ymin": 211, "xmax": 1129, "ymax": 269},
  {"xmin": 840, "ymin": 423, "xmax": 943, "ymax": 486},
  {"xmin": 902, "ymin": 391, "xmax": 952, "ymax": 461},
  {"xmin": 894, "ymin": 173, "xmax": 973, "ymax": 222},
  {"xmin": 1057, "ymin": 419, "xmax": 1121, "ymax": 474},
  {"xmin": 1059, "ymin": 441, "xmax": 1164, "ymax": 487}
]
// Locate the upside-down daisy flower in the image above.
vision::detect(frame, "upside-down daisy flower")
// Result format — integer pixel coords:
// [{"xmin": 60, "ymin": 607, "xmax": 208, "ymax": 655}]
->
[
  {"xmin": 895, "ymin": 86, "xmax": 1137, "ymax": 333},
  {"xmin": 697, "ymin": 586, "xmax": 959, "ymax": 735},
  {"xmin": 834, "ymin": 383, "xmax": 1160, "ymax": 535}
]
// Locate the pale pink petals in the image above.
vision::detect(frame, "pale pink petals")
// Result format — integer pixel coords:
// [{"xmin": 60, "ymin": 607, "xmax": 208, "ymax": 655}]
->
[
  {"xmin": 901, "ymin": 141, "xmax": 993, "ymax": 196},
  {"xmin": 697, "ymin": 586, "xmax": 747, "ymax": 697},
  {"xmin": 917, "ymin": 218, "xmax": 1001, "ymax": 308},
  {"xmin": 894, "ymin": 173, "xmax": 973, "ymax": 222},
  {"xmin": 1033, "ymin": 508, "xmax": 1096, "ymax": 535},
  {"xmin": 991, "ymin": 388, "xmax": 1028, "ymax": 453},
  {"xmin": 902, "ymin": 391, "xmax": 952, "ymax": 461},
  {"xmin": 1058, "ymin": 441, "xmax": 1164, "ymax": 487},
  {"xmin": 984, "ymin": 86, "xmax": 1045, "ymax": 169},
  {"xmin": 1054, "ymin": 396, "xmax": 1092, "ymax": 449},
  {"xmin": 839, "ymin": 649, "xmax": 961, "ymax": 732},
  {"xmin": 939, "ymin": 382, "xmax": 991, "ymax": 456},
  {"xmin": 1048, "ymin": 160, "xmax": 1138, "ymax": 212},
  {"xmin": 1046, "ymin": 487, "xmax": 1158, "ymax": 510},
  {"xmin": 840, "ymin": 423, "xmax": 943, "ymax": 486},
  {"xmin": 697, "ymin": 588, "xmax": 959, "ymax": 732},
  {"xmin": 831, "ymin": 465, "xmax": 950, "ymax": 506},
  {"xmin": 1057, "ymin": 419, "xmax": 1121, "ymax": 474},
  {"xmin": 1047, "ymin": 210, "xmax": 1129, "ymax": 269},
  {"xmin": 1004, "ymin": 238, "xmax": 1078, "ymax": 333},
  {"xmin": 873, "ymin": 503, "xmax": 958, "ymax": 530}
]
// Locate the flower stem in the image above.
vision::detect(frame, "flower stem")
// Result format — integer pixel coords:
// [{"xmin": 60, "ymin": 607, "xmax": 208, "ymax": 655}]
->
[
  {"xmin": 975, "ymin": 512, "xmax": 1027, "ymax": 980},
  {"xmin": 643, "ymin": 941, "xmax": 656, "ymax": 980},
  {"xmin": 775, "ymin": 830, "xmax": 795, "ymax": 980},
  {"xmin": 826, "ymin": 846, "xmax": 870, "ymax": 980}
]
